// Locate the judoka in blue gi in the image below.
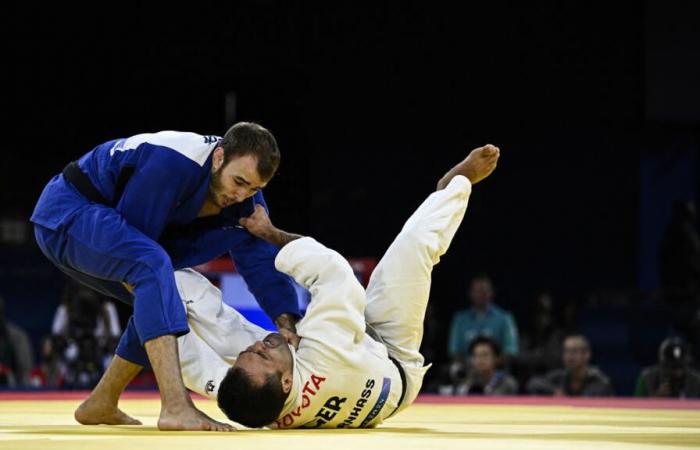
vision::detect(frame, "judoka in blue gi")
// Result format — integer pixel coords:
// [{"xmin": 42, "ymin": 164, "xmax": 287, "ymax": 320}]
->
[{"xmin": 31, "ymin": 122, "xmax": 298, "ymax": 431}]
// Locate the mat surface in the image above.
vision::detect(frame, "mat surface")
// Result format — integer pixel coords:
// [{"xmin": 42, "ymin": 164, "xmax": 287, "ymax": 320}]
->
[{"xmin": 1, "ymin": 393, "xmax": 699, "ymax": 450}]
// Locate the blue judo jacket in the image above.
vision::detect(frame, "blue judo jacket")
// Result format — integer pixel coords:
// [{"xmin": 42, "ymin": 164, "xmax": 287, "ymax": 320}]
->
[{"xmin": 31, "ymin": 131, "xmax": 299, "ymax": 322}]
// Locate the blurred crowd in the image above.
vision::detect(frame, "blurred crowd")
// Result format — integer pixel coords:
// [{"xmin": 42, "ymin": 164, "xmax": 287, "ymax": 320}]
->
[
  {"xmin": 2, "ymin": 269, "xmax": 699, "ymax": 398},
  {"xmin": 0, "ymin": 281, "xmax": 122, "ymax": 389},
  {"xmin": 421, "ymin": 272, "xmax": 700, "ymax": 398}
]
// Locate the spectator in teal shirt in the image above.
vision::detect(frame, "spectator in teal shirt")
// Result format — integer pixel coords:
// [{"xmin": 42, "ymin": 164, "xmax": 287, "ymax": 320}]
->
[{"xmin": 448, "ymin": 274, "xmax": 519, "ymax": 366}]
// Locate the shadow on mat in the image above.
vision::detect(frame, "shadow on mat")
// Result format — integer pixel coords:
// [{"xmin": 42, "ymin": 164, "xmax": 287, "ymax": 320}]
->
[
  {"xmin": 12, "ymin": 426, "xmax": 700, "ymax": 447},
  {"xmin": 402, "ymin": 431, "xmax": 700, "ymax": 448},
  {"xmin": 11, "ymin": 426, "xmax": 433, "ymax": 436}
]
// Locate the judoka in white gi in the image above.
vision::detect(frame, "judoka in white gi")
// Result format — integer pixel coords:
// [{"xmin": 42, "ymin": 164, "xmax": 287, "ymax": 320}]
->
[{"xmin": 81, "ymin": 144, "xmax": 499, "ymax": 429}]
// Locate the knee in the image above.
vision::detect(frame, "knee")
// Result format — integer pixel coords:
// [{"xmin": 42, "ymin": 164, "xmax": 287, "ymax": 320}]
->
[
  {"xmin": 130, "ymin": 245, "xmax": 175, "ymax": 281},
  {"xmin": 33, "ymin": 224, "xmax": 57, "ymax": 258},
  {"xmin": 400, "ymin": 226, "xmax": 439, "ymax": 254}
]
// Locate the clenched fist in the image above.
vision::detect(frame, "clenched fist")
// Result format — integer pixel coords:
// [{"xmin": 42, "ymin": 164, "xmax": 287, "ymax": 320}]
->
[{"xmin": 239, "ymin": 204, "xmax": 275, "ymax": 240}]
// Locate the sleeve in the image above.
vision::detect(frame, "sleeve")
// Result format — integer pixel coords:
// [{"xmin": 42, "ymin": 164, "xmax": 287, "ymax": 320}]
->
[
  {"xmin": 104, "ymin": 301, "xmax": 122, "ymax": 337},
  {"xmin": 161, "ymin": 192, "xmax": 300, "ymax": 322},
  {"xmin": 634, "ymin": 371, "xmax": 649, "ymax": 397},
  {"xmin": 8, "ymin": 326, "xmax": 34, "ymax": 386},
  {"xmin": 228, "ymin": 192, "xmax": 299, "ymax": 321},
  {"xmin": 275, "ymin": 237, "xmax": 366, "ymax": 347},
  {"xmin": 115, "ymin": 145, "xmax": 200, "ymax": 240},
  {"xmin": 175, "ymin": 268, "xmax": 268, "ymax": 361},
  {"xmin": 598, "ymin": 376, "xmax": 615, "ymax": 396},
  {"xmin": 51, "ymin": 305, "xmax": 68, "ymax": 335},
  {"xmin": 178, "ymin": 330, "xmax": 232, "ymax": 399},
  {"xmin": 501, "ymin": 313, "xmax": 519, "ymax": 355},
  {"xmin": 447, "ymin": 313, "xmax": 465, "ymax": 357},
  {"xmin": 230, "ymin": 237, "xmax": 300, "ymax": 321}
]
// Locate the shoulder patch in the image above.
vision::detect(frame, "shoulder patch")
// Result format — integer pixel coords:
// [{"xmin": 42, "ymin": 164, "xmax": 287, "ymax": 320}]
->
[{"xmin": 110, "ymin": 131, "xmax": 220, "ymax": 166}]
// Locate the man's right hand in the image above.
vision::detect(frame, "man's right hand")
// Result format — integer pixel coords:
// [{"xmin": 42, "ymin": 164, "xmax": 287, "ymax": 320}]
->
[
  {"xmin": 239, "ymin": 204, "xmax": 275, "ymax": 240},
  {"xmin": 240, "ymin": 204, "xmax": 305, "ymax": 248},
  {"xmin": 158, "ymin": 403, "xmax": 235, "ymax": 432}
]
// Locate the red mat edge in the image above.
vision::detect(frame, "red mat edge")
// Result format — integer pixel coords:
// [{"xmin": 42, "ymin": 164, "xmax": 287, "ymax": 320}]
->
[
  {"xmin": 1, "ymin": 391, "xmax": 699, "ymax": 410},
  {"xmin": 414, "ymin": 394, "xmax": 700, "ymax": 410}
]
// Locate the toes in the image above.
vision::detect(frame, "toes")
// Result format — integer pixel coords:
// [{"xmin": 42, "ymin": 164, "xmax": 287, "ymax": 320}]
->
[{"xmin": 481, "ymin": 144, "xmax": 497, "ymax": 154}]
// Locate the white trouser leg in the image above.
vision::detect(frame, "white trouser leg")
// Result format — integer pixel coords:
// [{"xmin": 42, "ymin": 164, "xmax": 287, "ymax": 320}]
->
[{"xmin": 365, "ymin": 175, "xmax": 472, "ymax": 370}]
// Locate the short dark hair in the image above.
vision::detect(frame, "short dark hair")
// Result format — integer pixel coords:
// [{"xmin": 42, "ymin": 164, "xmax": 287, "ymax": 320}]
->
[
  {"xmin": 470, "ymin": 273, "xmax": 493, "ymax": 286},
  {"xmin": 563, "ymin": 333, "xmax": 590, "ymax": 351},
  {"xmin": 219, "ymin": 122, "xmax": 280, "ymax": 180},
  {"xmin": 217, "ymin": 366, "xmax": 286, "ymax": 428},
  {"xmin": 469, "ymin": 336, "xmax": 502, "ymax": 357}
]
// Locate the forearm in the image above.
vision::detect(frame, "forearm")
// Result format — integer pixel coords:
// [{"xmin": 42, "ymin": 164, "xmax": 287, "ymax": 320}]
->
[
  {"xmin": 239, "ymin": 203, "xmax": 303, "ymax": 248},
  {"xmin": 259, "ymin": 226, "xmax": 304, "ymax": 248}
]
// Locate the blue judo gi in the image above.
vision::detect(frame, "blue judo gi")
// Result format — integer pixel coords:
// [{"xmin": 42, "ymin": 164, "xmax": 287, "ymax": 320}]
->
[{"xmin": 31, "ymin": 131, "xmax": 298, "ymax": 367}]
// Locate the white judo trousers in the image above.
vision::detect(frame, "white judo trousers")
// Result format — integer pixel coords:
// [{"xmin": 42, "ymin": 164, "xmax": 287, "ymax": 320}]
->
[{"xmin": 364, "ymin": 174, "xmax": 471, "ymax": 414}]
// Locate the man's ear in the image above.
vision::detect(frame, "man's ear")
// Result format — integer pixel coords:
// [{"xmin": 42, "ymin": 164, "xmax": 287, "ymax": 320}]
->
[
  {"xmin": 281, "ymin": 372, "xmax": 293, "ymax": 395},
  {"xmin": 212, "ymin": 147, "xmax": 225, "ymax": 171}
]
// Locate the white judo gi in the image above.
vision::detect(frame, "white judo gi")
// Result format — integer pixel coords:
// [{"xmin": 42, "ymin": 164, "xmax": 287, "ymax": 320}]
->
[{"xmin": 176, "ymin": 175, "xmax": 472, "ymax": 428}]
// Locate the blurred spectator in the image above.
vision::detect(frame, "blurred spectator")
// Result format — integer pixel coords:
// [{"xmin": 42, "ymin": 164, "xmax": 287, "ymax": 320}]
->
[
  {"xmin": 659, "ymin": 201, "xmax": 700, "ymax": 356},
  {"xmin": 51, "ymin": 289, "xmax": 121, "ymax": 344},
  {"xmin": 518, "ymin": 292, "xmax": 564, "ymax": 373},
  {"xmin": 36, "ymin": 283, "xmax": 121, "ymax": 388},
  {"xmin": 30, "ymin": 335, "xmax": 66, "ymax": 388},
  {"xmin": 527, "ymin": 334, "xmax": 613, "ymax": 396},
  {"xmin": 455, "ymin": 336, "xmax": 518, "ymax": 395},
  {"xmin": 448, "ymin": 274, "xmax": 519, "ymax": 365},
  {"xmin": 635, "ymin": 337, "xmax": 700, "ymax": 398},
  {"xmin": 0, "ymin": 295, "xmax": 34, "ymax": 387},
  {"xmin": 659, "ymin": 201, "xmax": 700, "ymax": 302}
]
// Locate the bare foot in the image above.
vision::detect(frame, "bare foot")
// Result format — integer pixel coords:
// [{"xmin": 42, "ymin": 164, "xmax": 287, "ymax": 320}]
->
[
  {"xmin": 158, "ymin": 405, "xmax": 234, "ymax": 432},
  {"xmin": 75, "ymin": 396, "xmax": 142, "ymax": 425},
  {"xmin": 437, "ymin": 144, "xmax": 500, "ymax": 189}
]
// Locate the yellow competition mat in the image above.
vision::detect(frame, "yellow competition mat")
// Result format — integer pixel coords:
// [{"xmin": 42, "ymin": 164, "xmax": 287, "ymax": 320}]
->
[{"xmin": 1, "ymin": 393, "xmax": 699, "ymax": 450}]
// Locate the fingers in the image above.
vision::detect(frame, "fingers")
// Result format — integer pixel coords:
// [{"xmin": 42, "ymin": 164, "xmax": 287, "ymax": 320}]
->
[
  {"xmin": 218, "ymin": 422, "xmax": 235, "ymax": 432},
  {"xmin": 205, "ymin": 418, "xmax": 235, "ymax": 432},
  {"xmin": 250, "ymin": 204, "xmax": 266, "ymax": 218},
  {"xmin": 278, "ymin": 327, "xmax": 301, "ymax": 349}
]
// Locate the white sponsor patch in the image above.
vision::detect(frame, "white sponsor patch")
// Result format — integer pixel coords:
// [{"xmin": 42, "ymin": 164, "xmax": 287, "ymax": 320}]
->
[{"xmin": 110, "ymin": 131, "xmax": 219, "ymax": 166}]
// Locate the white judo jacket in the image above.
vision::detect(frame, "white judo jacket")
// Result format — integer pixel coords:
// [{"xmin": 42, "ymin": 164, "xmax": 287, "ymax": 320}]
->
[{"xmin": 175, "ymin": 238, "xmax": 404, "ymax": 429}]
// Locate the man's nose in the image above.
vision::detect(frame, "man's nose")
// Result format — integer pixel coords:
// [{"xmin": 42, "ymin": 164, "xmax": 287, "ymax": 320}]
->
[
  {"xmin": 233, "ymin": 187, "xmax": 251, "ymax": 202},
  {"xmin": 253, "ymin": 340, "xmax": 266, "ymax": 352}
]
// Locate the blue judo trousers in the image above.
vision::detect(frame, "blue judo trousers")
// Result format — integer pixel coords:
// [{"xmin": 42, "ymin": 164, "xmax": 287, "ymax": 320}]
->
[{"xmin": 31, "ymin": 131, "xmax": 298, "ymax": 367}]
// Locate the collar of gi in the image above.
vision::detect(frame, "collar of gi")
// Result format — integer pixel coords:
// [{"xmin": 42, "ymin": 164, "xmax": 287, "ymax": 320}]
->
[{"xmin": 277, "ymin": 342, "xmax": 301, "ymax": 420}]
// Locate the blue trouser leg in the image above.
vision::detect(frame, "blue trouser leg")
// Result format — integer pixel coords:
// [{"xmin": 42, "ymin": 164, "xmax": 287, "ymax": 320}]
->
[
  {"xmin": 115, "ymin": 316, "xmax": 151, "ymax": 367},
  {"xmin": 34, "ymin": 203, "xmax": 189, "ymax": 348},
  {"xmin": 48, "ymin": 258, "xmax": 135, "ymax": 304}
]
